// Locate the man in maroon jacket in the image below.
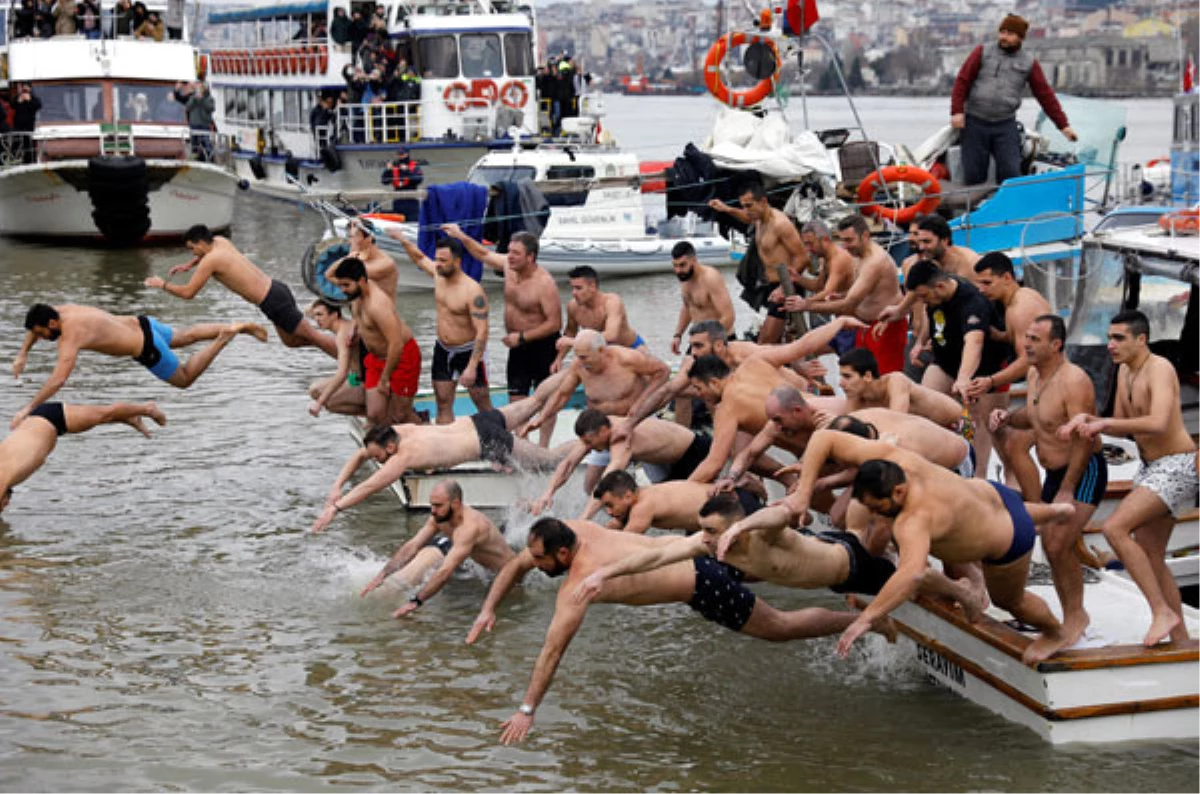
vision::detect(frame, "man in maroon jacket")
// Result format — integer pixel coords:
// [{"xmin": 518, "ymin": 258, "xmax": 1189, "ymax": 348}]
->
[{"xmin": 950, "ymin": 14, "xmax": 1077, "ymax": 186}]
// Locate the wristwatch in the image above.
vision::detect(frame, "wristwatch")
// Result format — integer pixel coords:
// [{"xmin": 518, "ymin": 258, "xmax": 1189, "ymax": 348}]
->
[{"xmin": 518, "ymin": 703, "xmax": 535, "ymax": 716}]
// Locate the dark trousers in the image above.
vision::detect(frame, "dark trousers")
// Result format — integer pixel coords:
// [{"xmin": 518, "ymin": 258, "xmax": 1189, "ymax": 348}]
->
[{"xmin": 961, "ymin": 114, "xmax": 1022, "ymax": 186}]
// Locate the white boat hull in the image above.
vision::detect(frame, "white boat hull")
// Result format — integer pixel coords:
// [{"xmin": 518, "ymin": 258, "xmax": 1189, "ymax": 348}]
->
[{"xmin": 0, "ymin": 160, "xmax": 238, "ymax": 241}]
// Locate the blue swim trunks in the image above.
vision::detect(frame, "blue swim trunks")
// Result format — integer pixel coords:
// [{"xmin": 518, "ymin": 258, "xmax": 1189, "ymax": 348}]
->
[
  {"xmin": 632, "ymin": 334, "xmax": 647, "ymax": 350},
  {"xmin": 986, "ymin": 481, "xmax": 1037, "ymax": 566},
  {"xmin": 134, "ymin": 315, "xmax": 180, "ymax": 381}
]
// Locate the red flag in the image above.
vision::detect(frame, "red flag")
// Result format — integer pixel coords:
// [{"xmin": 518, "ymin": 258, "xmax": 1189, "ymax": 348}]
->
[
  {"xmin": 1184, "ymin": 55, "xmax": 1195, "ymax": 94},
  {"xmin": 786, "ymin": 0, "xmax": 820, "ymax": 36}
]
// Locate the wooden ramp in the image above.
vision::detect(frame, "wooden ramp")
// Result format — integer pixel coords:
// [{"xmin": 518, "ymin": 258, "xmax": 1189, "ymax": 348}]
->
[{"xmin": 881, "ymin": 569, "xmax": 1198, "ymax": 744}]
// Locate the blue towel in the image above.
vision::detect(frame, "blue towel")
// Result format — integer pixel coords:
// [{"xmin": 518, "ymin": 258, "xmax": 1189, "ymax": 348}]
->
[{"xmin": 417, "ymin": 182, "xmax": 489, "ymax": 282}]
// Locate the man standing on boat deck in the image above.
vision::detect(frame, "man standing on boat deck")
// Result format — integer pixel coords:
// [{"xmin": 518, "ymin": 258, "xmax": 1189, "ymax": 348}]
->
[
  {"xmin": 327, "ymin": 257, "xmax": 422, "ymax": 426},
  {"xmin": 468, "ymin": 517, "xmax": 891, "ymax": 745},
  {"xmin": 784, "ymin": 215, "xmax": 907, "ymax": 375},
  {"xmin": 709, "ymin": 183, "xmax": 808, "ymax": 344},
  {"xmin": 359, "ymin": 480, "xmax": 516, "ymax": 616},
  {"xmin": 146, "ymin": 224, "xmax": 337, "ymax": 357},
  {"xmin": 11, "ymin": 304, "xmax": 265, "ymax": 428},
  {"xmin": 441, "ymin": 224, "xmax": 563, "ymax": 445},
  {"xmin": 392, "ymin": 234, "xmax": 494, "ymax": 423},
  {"xmin": 791, "ymin": 219, "xmax": 855, "ymax": 353},
  {"xmin": 775, "ymin": 430, "xmax": 1075, "ymax": 663},
  {"xmin": 551, "ymin": 266, "xmax": 647, "ymax": 372},
  {"xmin": 989, "ymin": 314, "xmax": 1107, "ymax": 651},
  {"xmin": 913, "ymin": 215, "xmax": 980, "ymax": 279},
  {"xmin": 951, "ymin": 14, "xmax": 1077, "ymax": 186},
  {"xmin": 669, "ymin": 241, "xmax": 736, "ymax": 353},
  {"xmin": 1059, "ymin": 311, "xmax": 1197, "ymax": 648}
]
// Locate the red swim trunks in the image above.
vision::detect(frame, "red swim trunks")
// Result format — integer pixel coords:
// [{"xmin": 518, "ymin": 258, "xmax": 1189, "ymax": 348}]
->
[
  {"xmin": 363, "ymin": 338, "xmax": 421, "ymax": 397},
  {"xmin": 856, "ymin": 318, "xmax": 908, "ymax": 375}
]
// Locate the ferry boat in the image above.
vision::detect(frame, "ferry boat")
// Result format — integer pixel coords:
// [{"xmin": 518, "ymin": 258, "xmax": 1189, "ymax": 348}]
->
[
  {"xmin": 0, "ymin": 3, "xmax": 238, "ymax": 244},
  {"xmin": 202, "ymin": 0, "xmax": 542, "ymax": 201}
]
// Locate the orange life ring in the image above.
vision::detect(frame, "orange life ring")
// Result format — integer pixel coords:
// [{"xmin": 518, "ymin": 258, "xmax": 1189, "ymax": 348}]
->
[
  {"xmin": 856, "ymin": 166, "xmax": 942, "ymax": 226},
  {"xmin": 444, "ymin": 82, "xmax": 470, "ymax": 112},
  {"xmin": 703, "ymin": 31, "xmax": 780, "ymax": 108},
  {"xmin": 364, "ymin": 212, "xmax": 407, "ymax": 223},
  {"xmin": 639, "ymin": 160, "xmax": 672, "ymax": 194},
  {"xmin": 1146, "ymin": 158, "xmax": 1169, "ymax": 169},
  {"xmin": 1158, "ymin": 208, "xmax": 1199, "ymax": 234},
  {"xmin": 499, "ymin": 80, "xmax": 529, "ymax": 109}
]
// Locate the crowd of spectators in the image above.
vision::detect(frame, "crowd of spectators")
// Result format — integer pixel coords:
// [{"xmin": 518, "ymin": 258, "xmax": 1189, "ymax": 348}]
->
[
  {"xmin": 10, "ymin": 0, "xmax": 180, "ymax": 42},
  {"xmin": 537, "ymin": 54, "xmax": 589, "ymax": 135}
]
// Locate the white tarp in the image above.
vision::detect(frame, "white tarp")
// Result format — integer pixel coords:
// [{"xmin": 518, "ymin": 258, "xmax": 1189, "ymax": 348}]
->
[{"xmin": 705, "ymin": 107, "xmax": 838, "ymax": 181}]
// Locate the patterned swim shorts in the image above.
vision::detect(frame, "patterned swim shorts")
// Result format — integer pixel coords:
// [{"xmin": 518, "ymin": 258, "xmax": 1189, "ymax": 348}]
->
[{"xmin": 1133, "ymin": 451, "xmax": 1199, "ymax": 517}]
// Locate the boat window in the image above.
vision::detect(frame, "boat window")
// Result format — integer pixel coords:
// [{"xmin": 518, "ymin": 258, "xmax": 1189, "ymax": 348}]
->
[
  {"xmin": 503, "ymin": 33, "xmax": 534, "ymax": 77},
  {"xmin": 1176, "ymin": 101, "xmax": 1198, "ymax": 146},
  {"xmin": 235, "ymin": 89, "xmax": 249, "ymax": 120},
  {"xmin": 34, "ymin": 84, "xmax": 105, "ymax": 124},
  {"xmin": 252, "ymin": 91, "xmax": 268, "ymax": 123},
  {"xmin": 225, "ymin": 90, "xmax": 239, "ymax": 121},
  {"xmin": 1071, "ymin": 247, "xmax": 1126, "ymax": 345},
  {"xmin": 468, "ymin": 165, "xmax": 537, "ymax": 188},
  {"xmin": 418, "ymin": 35, "xmax": 459, "ymax": 79},
  {"xmin": 546, "ymin": 165, "xmax": 595, "ymax": 180},
  {"xmin": 114, "ymin": 84, "xmax": 187, "ymax": 124},
  {"xmin": 284, "ymin": 90, "xmax": 301, "ymax": 130},
  {"xmin": 270, "ymin": 91, "xmax": 285, "ymax": 131},
  {"xmin": 460, "ymin": 33, "xmax": 503, "ymax": 79}
]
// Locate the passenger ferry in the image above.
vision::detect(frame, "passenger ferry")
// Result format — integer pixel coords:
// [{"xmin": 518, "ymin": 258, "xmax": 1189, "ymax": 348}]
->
[
  {"xmin": 0, "ymin": 3, "xmax": 238, "ymax": 244},
  {"xmin": 202, "ymin": 0, "xmax": 542, "ymax": 200}
]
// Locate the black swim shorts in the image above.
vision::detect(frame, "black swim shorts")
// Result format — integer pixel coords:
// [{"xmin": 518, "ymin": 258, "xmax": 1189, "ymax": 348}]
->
[
  {"xmin": 258, "ymin": 279, "xmax": 305, "ymax": 334},
  {"xmin": 820, "ymin": 530, "xmax": 896, "ymax": 596},
  {"xmin": 432, "ymin": 339, "xmax": 488, "ymax": 385},
  {"xmin": 469, "ymin": 409, "xmax": 514, "ymax": 463},
  {"xmin": 29, "ymin": 402, "xmax": 67, "ymax": 436},
  {"xmin": 664, "ymin": 433, "xmax": 713, "ymax": 481},
  {"xmin": 506, "ymin": 333, "xmax": 559, "ymax": 397},
  {"xmin": 424, "ymin": 534, "xmax": 452, "ymax": 555},
  {"xmin": 687, "ymin": 556, "xmax": 756, "ymax": 631}
]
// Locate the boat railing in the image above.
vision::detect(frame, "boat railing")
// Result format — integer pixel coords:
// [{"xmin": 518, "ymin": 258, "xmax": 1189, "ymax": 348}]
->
[
  {"xmin": 205, "ymin": 42, "xmax": 331, "ymax": 78},
  {"xmin": 3, "ymin": 126, "xmax": 230, "ymax": 166},
  {"xmin": 0, "ymin": 133, "xmax": 35, "ymax": 167},
  {"xmin": 329, "ymin": 101, "xmax": 424, "ymax": 146}
]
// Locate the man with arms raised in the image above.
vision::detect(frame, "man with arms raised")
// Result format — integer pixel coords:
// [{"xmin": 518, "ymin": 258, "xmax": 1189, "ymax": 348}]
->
[
  {"xmin": 1060, "ymin": 310, "xmax": 1197, "ymax": 646},
  {"xmin": 591, "ymin": 469, "xmax": 763, "ymax": 534},
  {"xmin": 393, "ymin": 234, "xmax": 493, "ymax": 423},
  {"xmin": 989, "ymin": 314, "xmax": 1107, "ymax": 649},
  {"xmin": 552, "ymin": 265, "xmax": 647, "ymax": 372},
  {"xmin": 786, "ymin": 215, "xmax": 907, "ymax": 375},
  {"xmin": 780, "ymin": 429, "xmax": 1074, "ymax": 662},
  {"xmin": 442, "ymin": 225, "xmax": 563, "ymax": 444},
  {"xmin": 360, "ymin": 479, "xmax": 515, "ymax": 616},
  {"xmin": 146, "ymin": 224, "xmax": 335, "ymax": 356},
  {"xmin": 470, "ymin": 517, "xmax": 888, "ymax": 744},
  {"xmin": 327, "ymin": 257, "xmax": 422, "ymax": 425},
  {"xmin": 669, "ymin": 240, "xmax": 735, "ymax": 353},
  {"xmin": 13, "ymin": 303, "xmax": 264, "ymax": 427},
  {"xmin": 1, "ymin": 400, "xmax": 166, "ymax": 513},
  {"xmin": 310, "ymin": 380, "xmax": 572, "ymax": 533},
  {"xmin": 334, "ymin": 218, "xmax": 399, "ymax": 298},
  {"xmin": 709, "ymin": 183, "xmax": 807, "ymax": 344}
]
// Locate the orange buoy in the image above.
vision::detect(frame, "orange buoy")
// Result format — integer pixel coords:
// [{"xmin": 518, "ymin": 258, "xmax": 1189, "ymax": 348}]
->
[
  {"xmin": 703, "ymin": 32, "xmax": 780, "ymax": 108},
  {"xmin": 1158, "ymin": 208, "xmax": 1199, "ymax": 235},
  {"xmin": 639, "ymin": 160, "xmax": 672, "ymax": 194},
  {"xmin": 443, "ymin": 82, "xmax": 471, "ymax": 112},
  {"xmin": 857, "ymin": 166, "xmax": 942, "ymax": 226},
  {"xmin": 364, "ymin": 212, "xmax": 407, "ymax": 223},
  {"xmin": 499, "ymin": 80, "xmax": 529, "ymax": 109}
]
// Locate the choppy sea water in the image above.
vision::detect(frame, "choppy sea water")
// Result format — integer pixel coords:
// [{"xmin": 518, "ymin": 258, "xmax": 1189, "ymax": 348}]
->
[{"xmin": 0, "ymin": 94, "xmax": 1195, "ymax": 792}]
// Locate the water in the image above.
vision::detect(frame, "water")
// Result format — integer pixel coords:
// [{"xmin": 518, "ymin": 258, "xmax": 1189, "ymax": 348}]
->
[{"xmin": 1, "ymin": 95, "xmax": 1196, "ymax": 792}]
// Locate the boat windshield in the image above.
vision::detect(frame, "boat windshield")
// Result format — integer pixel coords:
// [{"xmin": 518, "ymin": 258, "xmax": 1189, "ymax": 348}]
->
[
  {"xmin": 504, "ymin": 33, "xmax": 534, "ymax": 76},
  {"xmin": 1035, "ymin": 96, "xmax": 1126, "ymax": 171},
  {"xmin": 469, "ymin": 165, "xmax": 536, "ymax": 187},
  {"xmin": 460, "ymin": 33, "xmax": 503, "ymax": 78},
  {"xmin": 418, "ymin": 35, "xmax": 459, "ymax": 79},
  {"xmin": 36, "ymin": 84, "xmax": 105, "ymax": 124},
  {"xmin": 114, "ymin": 84, "xmax": 187, "ymax": 124},
  {"xmin": 1073, "ymin": 243, "xmax": 1193, "ymax": 345}
]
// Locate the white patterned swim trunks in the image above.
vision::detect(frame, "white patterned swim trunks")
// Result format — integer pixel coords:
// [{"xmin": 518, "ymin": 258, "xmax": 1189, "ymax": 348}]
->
[{"xmin": 1133, "ymin": 451, "xmax": 1199, "ymax": 517}]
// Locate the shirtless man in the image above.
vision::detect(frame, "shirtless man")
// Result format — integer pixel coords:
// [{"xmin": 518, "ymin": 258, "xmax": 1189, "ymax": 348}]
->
[
  {"xmin": 669, "ymin": 240, "xmax": 735, "ymax": 353},
  {"xmin": 913, "ymin": 214, "xmax": 980, "ymax": 279},
  {"xmin": 578, "ymin": 493, "xmax": 981, "ymax": 614},
  {"xmin": 787, "ymin": 215, "xmax": 907, "ymax": 375},
  {"xmin": 779, "ymin": 430, "xmax": 1075, "ymax": 663},
  {"xmin": 308, "ymin": 299, "xmax": 366, "ymax": 419},
  {"xmin": 591, "ymin": 470, "xmax": 762, "ymax": 534},
  {"xmin": 531, "ymin": 409, "xmax": 716, "ymax": 516},
  {"xmin": 442, "ymin": 225, "xmax": 562, "ymax": 444},
  {"xmin": 527, "ymin": 330, "xmax": 669, "ymax": 437},
  {"xmin": 311, "ymin": 379, "xmax": 572, "ymax": 533},
  {"xmin": 468, "ymin": 517, "xmax": 885, "ymax": 744},
  {"xmin": 145, "ymin": 224, "xmax": 335, "ymax": 357},
  {"xmin": 709, "ymin": 183, "xmax": 807, "ymax": 344},
  {"xmin": 1059, "ymin": 310, "xmax": 1197, "ymax": 647},
  {"xmin": 837, "ymin": 348, "xmax": 968, "ymax": 430},
  {"xmin": 341, "ymin": 217, "xmax": 399, "ymax": 297},
  {"xmin": 793, "ymin": 219, "xmax": 855, "ymax": 304},
  {"xmin": 0, "ymin": 400, "xmax": 167, "ymax": 513},
  {"xmin": 393, "ymin": 234, "xmax": 493, "ymax": 423},
  {"xmin": 989, "ymin": 314, "xmax": 1107, "ymax": 649},
  {"xmin": 13, "ymin": 303, "xmax": 264, "ymax": 427},
  {"xmin": 552, "ymin": 265, "xmax": 646, "ymax": 371},
  {"xmin": 359, "ymin": 480, "xmax": 515, "ymax": 616},
  {"xmin": 689, "ymin": 363, "xmax": 846, "ymax": 484},
  {"xmin": 328, "ymin": 257, "xmax": 421, "ymax": 425}
]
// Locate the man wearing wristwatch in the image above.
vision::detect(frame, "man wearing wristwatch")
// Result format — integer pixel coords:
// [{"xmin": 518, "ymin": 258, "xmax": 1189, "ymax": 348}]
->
[{"xmin": 359, "ymin": 479, "xmax": 515, "ymax": 616}]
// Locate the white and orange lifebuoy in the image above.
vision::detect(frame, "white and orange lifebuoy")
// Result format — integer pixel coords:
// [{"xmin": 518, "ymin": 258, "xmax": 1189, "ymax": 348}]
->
[
  {"xmin": 1158, "ymin": 207, "xmax": 1199, "ymax": 235},
  {"xmin": 703, "ymin": 31, "xmax": 780, "ymax": 108},
  {"xmin": 857, "ymin": 165, "xmax": 942, "ymax": 226},
  {"xmin": 443, "ymin": 82, "xmax": 471, "ymax": 112},
  {"xmin": 499, "ymin": 80, "xmax": 529, "ymax": 109},
  {"xmin": 1146, "ymin": 158, "xmax": 1169, "ymax": 169}
]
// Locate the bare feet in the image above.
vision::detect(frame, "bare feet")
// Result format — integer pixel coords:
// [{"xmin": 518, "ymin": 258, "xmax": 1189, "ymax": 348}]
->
[
  {"xmin": 1022, "ymin": 628, "xmax": 1070, "ymax": 665},
  {"xmin": 1059, "ymin": 613, "xmax": 1091, "ymax": 649},
  {"xmin": 233, "ymin": 322, "xmax": 269, "ymax": 343},
  {"xmin": 124, "ymin": 417, "xmax": 152, "ymax": 438},
  {"xmin": 142, "ymin": 401, "xmax": 167, "ymax": 427},
  {"xmin": 1143, "ymin": 610, "xmax": 1183, "ymax": 648}
]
